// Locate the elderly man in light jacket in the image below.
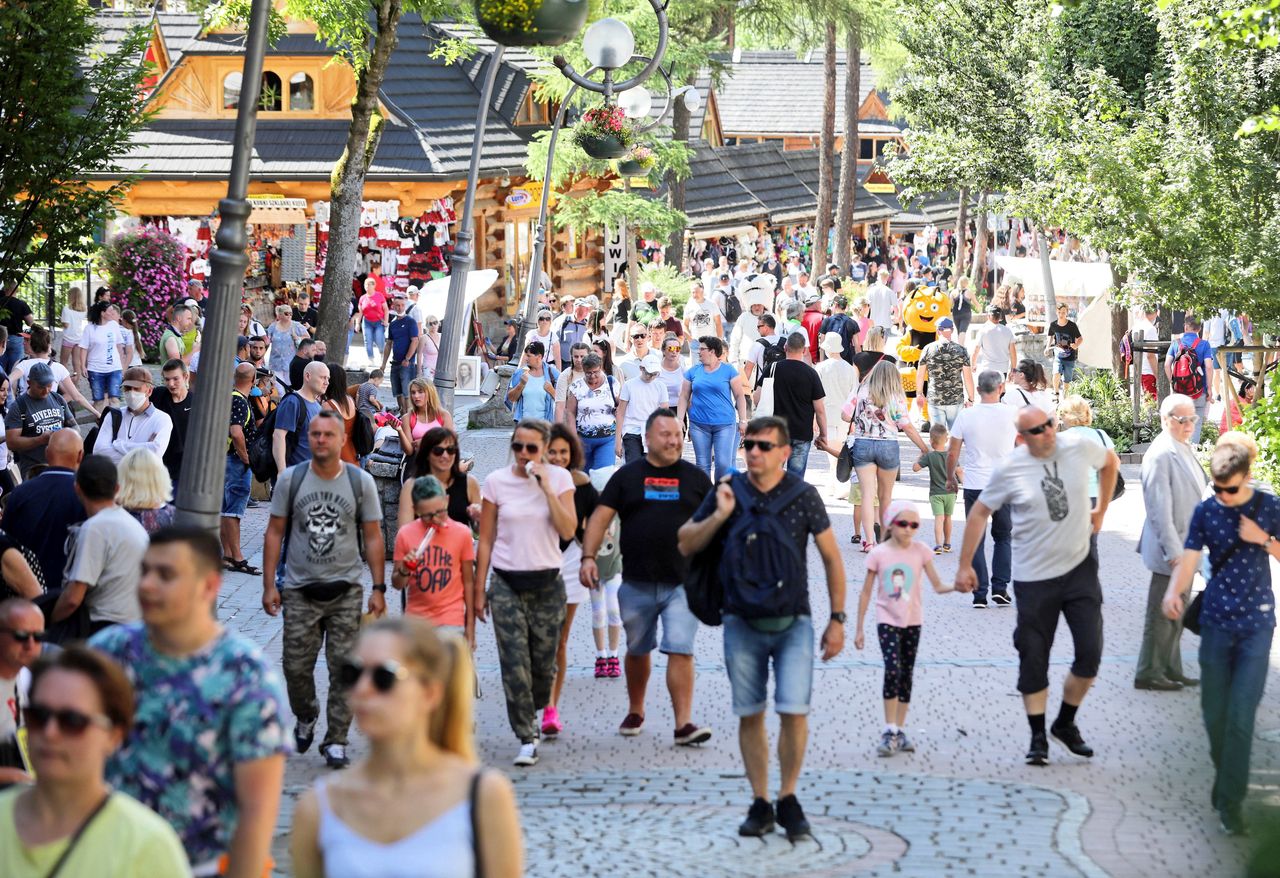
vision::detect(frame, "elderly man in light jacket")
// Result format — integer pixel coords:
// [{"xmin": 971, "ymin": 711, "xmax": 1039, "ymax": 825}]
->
[{"xmin": 1136, "ymin": 393, "xmax": 1208, "ymax": 691}]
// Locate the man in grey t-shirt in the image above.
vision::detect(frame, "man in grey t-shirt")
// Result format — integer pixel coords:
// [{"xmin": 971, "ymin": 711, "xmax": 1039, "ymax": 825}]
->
[
  {"xmin": 261, "ymin": 409, "xmax": 385, "ymax": 769},
  {"xmin": 50, "ymin": 455, "xmax": 149, "ymax": 638},
  {"xmin": 955, "ymin": 407, "xmax": 1119, "ymax": 767},
  {"xmin": 4, "ymin": 362, "xmax": 75, "ymax": 478}
]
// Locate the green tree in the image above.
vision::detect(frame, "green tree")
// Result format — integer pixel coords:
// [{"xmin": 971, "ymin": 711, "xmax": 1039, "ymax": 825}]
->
[{"xmin": 0, "ymin": 0, "xmax": 151, "ymax": 289}]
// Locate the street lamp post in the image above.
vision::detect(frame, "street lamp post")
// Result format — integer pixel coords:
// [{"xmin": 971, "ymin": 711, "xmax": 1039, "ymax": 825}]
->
[{"xmin": 173, "ymin": 0, "xmax": 271, "ymax": 531}]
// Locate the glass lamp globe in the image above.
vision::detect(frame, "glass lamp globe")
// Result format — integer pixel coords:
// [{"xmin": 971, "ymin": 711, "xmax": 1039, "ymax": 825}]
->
[
  {"xmin": 618, "ymin": 86, "xmax": 653, "ymax": 119},
  {"xmin": 679, "ymin": 87, "xmax": 702, "ymax": 113},
  {"xmin": 582, "ymin": 18, "xmax": 635, "ymax": 71}
]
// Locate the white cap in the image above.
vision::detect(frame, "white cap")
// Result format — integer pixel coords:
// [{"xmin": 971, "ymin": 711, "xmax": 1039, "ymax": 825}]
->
[
  {"xmin": 820, "ymin": 332, "xmax": 844, "ymax": 355},
  {"xmin": 639, "ymin": 352, "xmax": 662, "ymax": 373}
]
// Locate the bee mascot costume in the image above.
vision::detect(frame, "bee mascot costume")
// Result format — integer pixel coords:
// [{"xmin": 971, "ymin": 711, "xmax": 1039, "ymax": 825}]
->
[{"xmin": 895, "ymin": 285, "xmax": 953, "ymax": 421}]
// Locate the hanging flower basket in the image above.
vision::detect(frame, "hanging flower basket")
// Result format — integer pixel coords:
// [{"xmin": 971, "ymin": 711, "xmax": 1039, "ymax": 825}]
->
[
  {"xmin": 573, "ymin": 105, "xmax": 635, "ymax": 160},
  {"xmin": 616, "ymin": 146, "xmax": 656, "ymax": 176},
  {"xmin": 473, "ymin": 0, "xmax": 588, "ymax": 47}
]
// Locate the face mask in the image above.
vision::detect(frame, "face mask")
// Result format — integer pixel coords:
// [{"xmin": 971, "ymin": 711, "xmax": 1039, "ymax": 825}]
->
[
  {"xmin": 250, "ymin": 387, "xmax": 263, "ymax": 397},
  {"xmin": 314, "ymin": 353, "xmax": 326, "ymax": 362},
  {"xmin": 123, "ymin": 390, "xmax": 147, "ymax": 411}
]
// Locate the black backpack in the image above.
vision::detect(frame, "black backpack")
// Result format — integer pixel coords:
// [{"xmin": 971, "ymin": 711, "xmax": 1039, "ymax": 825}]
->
[
  {"xmin": 722, "ymin": 289, "xmax": 742, "ymax": 323},
  {"xmin": 718, "ymin": 474, "xmax": 812, "ymax": 619},
  {"xmin": 248, "ymin": 392, "xmax": 303, "ymax": 482},
  {"xmin": 83, "ymin": 406, "xmax": 122, "ymax": 452},
  {"xmin": 754, "ymin": 336, "xmax": 787, "ymax": 388}
]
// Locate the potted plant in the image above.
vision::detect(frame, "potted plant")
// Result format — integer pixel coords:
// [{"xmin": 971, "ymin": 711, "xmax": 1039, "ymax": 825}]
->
[
  {"xmin": 616, "ymin": 145, "xmax": 656, "ymax": 176},
  {"xmin": 573, "ymin": 105, "xmax": 634, "ymax": 160},
  {"xmin": 473, "ymin": 0, "xmax": 588, "ymax": 47}
]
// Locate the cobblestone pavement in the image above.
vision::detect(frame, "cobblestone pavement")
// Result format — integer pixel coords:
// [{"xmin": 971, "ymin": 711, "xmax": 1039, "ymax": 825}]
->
[{"xmin": 213, "ymin": 392, "xmax": 1280, "ymax": 877}]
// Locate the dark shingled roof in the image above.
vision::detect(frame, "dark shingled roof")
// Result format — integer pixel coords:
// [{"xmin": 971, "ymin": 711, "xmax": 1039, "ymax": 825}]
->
[
  {"xmin": 679, "ymin": 145, "xmax": 769, "ymax": 230},
  {"xmin": 777, "ymin": 149, "xmax": 895, "ymax": 223},
  {"xmin": 93, "ymin": 11, "xmax": 201, "ymax": 68},
  {"xmin": 179, "ymin": 31, "xmax": 333, "ymax": 56},
  {"xmin": 715, "ymin": 50, "xmax": 895, "ymax": 137},
  {"xmin": 713, "ymin": 142, "xmax": 816, "ymax": 224}
]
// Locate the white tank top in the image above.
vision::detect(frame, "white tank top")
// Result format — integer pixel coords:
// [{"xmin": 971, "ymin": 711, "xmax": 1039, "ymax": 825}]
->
[{"xmin": 317, "ymin": 779, "xmax": 476, "ymax": 878}]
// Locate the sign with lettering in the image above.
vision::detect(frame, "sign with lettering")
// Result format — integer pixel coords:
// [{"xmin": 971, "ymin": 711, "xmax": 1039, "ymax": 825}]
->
[{"xmin": 603, "ymin": 223, "xmax": 626, "ymax": 292}]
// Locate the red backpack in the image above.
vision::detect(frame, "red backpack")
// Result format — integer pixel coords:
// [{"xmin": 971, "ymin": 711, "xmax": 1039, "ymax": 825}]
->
[{"xmin": 1170, "ymin": 339, "xmax": 1204, "ymax": 398}]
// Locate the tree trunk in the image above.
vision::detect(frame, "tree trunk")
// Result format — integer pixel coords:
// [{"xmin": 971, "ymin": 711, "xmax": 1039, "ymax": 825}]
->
[
  {"xmin": 315, "ymin": 0, "xmax": 402, "ymax": 364},
  {"xmin": 710, "ymin": 3, "xmax": 735, "ymax": 49},
  {"xmin": 833, "ymin": 19, "xmax": 860, "ymax": 274},
  {"xmin": 665, "ymin": 89, "xmax": 692, "ymax": 269},
  {"xmin": 813, "ymin": 22, "xmax": 837, "ymax": 273},
  {"xmin": 1111, "ymin": 302, "xmax": 1128, "ymax": 379},
  {"xmin": 1155, "ymin": 306, "xmax": 1172, "ymax": 401},
  {"xmin": 969, "ymin": 190, "xmax": 987, "ymax": 301},
  {"xmin": 954, "ymin": 187, "xmax": 968, "ymax": 280}
]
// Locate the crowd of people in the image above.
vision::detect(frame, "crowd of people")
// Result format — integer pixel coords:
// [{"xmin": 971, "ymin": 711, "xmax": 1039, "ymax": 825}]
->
[{"xmin": 0, "ymin": 229, "xmax": 1274, "ymax": 876}]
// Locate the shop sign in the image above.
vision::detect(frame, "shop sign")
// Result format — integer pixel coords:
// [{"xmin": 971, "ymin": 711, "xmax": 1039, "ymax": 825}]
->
[
  {"xmin": 603, "ymin": 222, "xmax": 626, "ymax": 292},
  {"xmin": 247, "ymin": 196, "xmax": 307, "ymax": 210},
  {"xmin": 504, "ymin": 183, "xmax": 543, "ymax": 209}
]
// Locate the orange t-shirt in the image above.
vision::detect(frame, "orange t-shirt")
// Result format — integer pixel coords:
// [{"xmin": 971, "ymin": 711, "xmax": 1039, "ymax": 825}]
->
[{"xmin": 394, "ymin": 518, "xmax": 474, "ymax": 626}]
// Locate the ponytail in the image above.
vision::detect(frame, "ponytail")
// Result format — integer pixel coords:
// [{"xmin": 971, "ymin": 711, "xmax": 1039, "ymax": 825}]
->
[{"xmin": 431, "ymin": 633, "xmax": 477, "ymax": 764}]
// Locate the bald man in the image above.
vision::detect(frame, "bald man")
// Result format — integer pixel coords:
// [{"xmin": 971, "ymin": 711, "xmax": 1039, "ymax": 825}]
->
[
  {"xmin": 2, "ymin": 429, "xmax": 85, "ymax": 592},
  {"xmin": 956, "ymin": 407, "xmax": 1119, "ymax": 766},
  {"xmin": 0, "ymin": 598, "xmax": 44, "ymax": 783},
  {"xmin": 273, "ymin": 360, "xmax": 328, "ymax": 474}
]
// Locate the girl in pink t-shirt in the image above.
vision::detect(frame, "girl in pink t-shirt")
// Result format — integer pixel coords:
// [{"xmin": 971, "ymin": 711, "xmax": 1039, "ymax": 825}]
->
[{"xmin": 855, "ymin": 500, "xmax": 955, "ymax": 756}]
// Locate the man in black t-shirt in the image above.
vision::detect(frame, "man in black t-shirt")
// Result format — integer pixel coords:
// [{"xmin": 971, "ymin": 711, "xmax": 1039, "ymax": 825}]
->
[
  {"xmin": 769, "ymin": 332, "xmax": 827, "ymax": 478},
  {"xmin": 152, "ymin": 359, "xmax": 193, "ymax": 490},
  {"xmin": 1044, "ymin": 303, "xmax": 1083, "ymax": 397},
  {"xmin": 0, "ymin": 287, "xmax": 33, "ymax": 373},
  {"xmin": 580, "ymin": 408, "xmax": 714, "ymax": 746}
]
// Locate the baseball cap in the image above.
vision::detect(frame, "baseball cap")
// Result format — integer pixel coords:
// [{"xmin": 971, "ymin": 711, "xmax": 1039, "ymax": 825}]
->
[
  {"xmin": 392, "ymin": 291, "xmax": 407, "ymax": 299},
  {"xmin": 28, "ymin": 362, "xmax": 56, "ymax": 387},
  {"xmin": 802, "ymin": 290, "xmax": 821, "ymax": 305},
  {"xmin": 406, "ymin": 285, "xmax": 420, "ymax": 296},
  {"xmin": 938, "ymin": 317, "xmax": 955, "ymax": 330},
  {"xmin": 639, "ymin": 352, "xmax": 662, "ymax": 373}
]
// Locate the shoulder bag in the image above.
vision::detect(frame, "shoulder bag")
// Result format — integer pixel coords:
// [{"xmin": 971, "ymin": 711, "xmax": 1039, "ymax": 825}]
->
[{"xmin": 1185, "ymin": 492, "xmax": 1262, "ymax": 635}]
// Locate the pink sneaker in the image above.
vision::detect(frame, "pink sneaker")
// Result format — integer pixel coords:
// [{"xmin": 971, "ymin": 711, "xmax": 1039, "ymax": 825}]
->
[
  {"xmin": 541, "ymin": 705, "xmax": 563, "ymax": 737},
  {"xmin": 594, "ymin": 657, "xmax": 608, "ymax": 678},
  {"xmin": 607, "ymin": 656, "xmax": 621, "ymax": 678}
]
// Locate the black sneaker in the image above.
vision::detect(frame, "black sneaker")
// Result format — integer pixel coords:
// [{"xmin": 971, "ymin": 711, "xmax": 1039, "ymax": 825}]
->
[
  {"xmin": 1219, "ymin": 808, "xmax": 1248, "ymax": 837},
  {"xmin": 738, "ymin": 797, "xmax": 775, "ymax": 837},
  {"xmin": 1050, "ymin": 722, "xmax": 1094, "ymax": 758},
  {"xmin": 776, "ymin": 794, "xmax": 812, "ymax": 841},
  {"xmin": 294, "ymin": 717, "xmax": 316, "ymax": 754},
  {"xmin": 972, "ymin": 597, "xmax": 989, "ymax": 609},
  {"xmin": 991, "ymin": 592, "xmax": 1012, "ymax": 606},
  {"xmin": 320, "ymin": 743, "xmax": 350, "ymax": 769},
  {"xmin": 1026, "ymin": 732, "xmax": 1049, "ymax": 766}
]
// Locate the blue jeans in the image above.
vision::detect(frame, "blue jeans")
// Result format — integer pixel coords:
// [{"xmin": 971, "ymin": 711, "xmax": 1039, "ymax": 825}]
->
[
  {"xmin": 363, "ymin": 320, "xmax": 386, "ymax": 362},
  {"xmin": 222, "ymin": 455, "xmax": 251, "ymax": 517},
  {"xmin": 723, "ymin": 614, "xmax": 814, "ymax": 716},
  {"xmin": 786, "ymin": 438, "xmax": 810, "ymax": 477},
  {"xmin": 689, "ymin": 420, "xmax": 738, "ymax": 481},
  {"xmin": 1199, "ymin": 623, "xmax": 1273, "ymax": 817},
  {"xmin": 1, "ymin": 334, "xmax": 23, "ymax": 373},
  {"xmin": 580, "ymin": 434, "xmax": 616, "ymax": 473},
  {"xmin": 964, "ymin": 488, "xmax": 1011, "ymax": 599},
  {"xmin": 88, "ymin": 369, "xmax": 123, "ymax": 402}
]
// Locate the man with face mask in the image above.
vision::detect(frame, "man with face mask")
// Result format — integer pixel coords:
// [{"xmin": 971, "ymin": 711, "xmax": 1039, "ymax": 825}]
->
[
  {"xmin": 91, "ymin": 366, "xmax": 172, "ymax": 464},
  {"xmin": 614, "ymin": 353, "xmax": 668, "ymax": 463}
]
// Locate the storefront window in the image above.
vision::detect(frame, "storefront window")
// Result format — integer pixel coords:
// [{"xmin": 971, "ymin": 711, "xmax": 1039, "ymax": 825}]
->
[
  {"xmin": 259, "ymin": 72, "xmax": 283, "ymax": 112},
  {"xmin": 223, "ymin": 72, "xmax": 242, "ymax": 110},
  {"xmin": 290, "ymin": 73, "xmax": 314, "ymax": 111}
]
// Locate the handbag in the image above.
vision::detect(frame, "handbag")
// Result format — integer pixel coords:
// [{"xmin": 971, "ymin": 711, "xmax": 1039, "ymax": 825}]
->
[
  {"xmin": 298, "ymin": 581, "xmax": 357, "ymax": 602},
  {"xmin": 1185, "ymin": 493, "xmax": 1262, "ymax": 636},
  {"xmin": 493, "ymin": 568, "xmax": 559, "ymax": 593}
]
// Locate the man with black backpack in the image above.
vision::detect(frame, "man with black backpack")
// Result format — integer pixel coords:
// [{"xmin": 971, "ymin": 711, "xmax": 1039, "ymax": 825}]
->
[
  {"xmin": 272, "ymin": 360, "xmax": 328, "ymax": 476},
  {"xmin": 743, "ymin": 315, "xmax": 786, "ymax": 409},
  {"xmin": 677, "ymin": 416, "xmax": 847, "ymax": 842},
  {"xmin": 1165, "ymin": 315, "xmax": 1216, "ymax": 444}
]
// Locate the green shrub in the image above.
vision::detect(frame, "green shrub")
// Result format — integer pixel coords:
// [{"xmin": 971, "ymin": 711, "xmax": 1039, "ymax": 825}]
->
[
  {"xmin": 639, "ymin": 264, "xmax": 694, "ymax": 309},
  {"xmin": 1240, "ymin": 391, "xmax": 1280, "ymax": 487},
  {"xmin": 1070, "ymin": 368, "xmax": 1155, "ymax": 453}
]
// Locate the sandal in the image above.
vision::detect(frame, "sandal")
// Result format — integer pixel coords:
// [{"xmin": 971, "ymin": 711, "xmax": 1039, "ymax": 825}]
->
[
  {"xmin": 860, "ymin": 539, "xmax": 873, "ymax": 554},
  {"xmin": 228, "ymin": 559, "xmax": 262, "ymax": 575},
  {"xmin": 222, "ymin": 556, "xmax": 237, "ymax": 571}
]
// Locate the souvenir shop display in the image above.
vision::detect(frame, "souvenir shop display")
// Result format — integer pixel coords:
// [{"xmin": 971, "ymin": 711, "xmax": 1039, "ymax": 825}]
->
[{"xmin": 310, "ymin": 198, "xmax": 457, "ymax": 298}]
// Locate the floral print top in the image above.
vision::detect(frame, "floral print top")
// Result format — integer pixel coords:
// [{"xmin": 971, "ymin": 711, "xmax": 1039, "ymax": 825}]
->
[{"xmin": 849, "ymin": 385, "xmax": 909, "ymax": 442}]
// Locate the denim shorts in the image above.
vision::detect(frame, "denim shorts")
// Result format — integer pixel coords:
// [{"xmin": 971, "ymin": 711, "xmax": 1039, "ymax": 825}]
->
[
  {"xmin": 619, "ymin": 580, "xmax": 699, "ymax": 656},
  {"xmin": 88, "ymin": 369, "xmax": 122, "ymax": 402},
  {"xmin": 221, "ymin": 455, "xmax": 251, "ymax": 517},
  {"xmin": 850, "ymin": 437, "xmax": 900, "ymax": 470},
  {"xmin": 1053, "ymin": 357, "xmax": 1077, "ymax": 381},
  {"xmin": 390, "ymin": 362, "xmax": 415, "ymax": 397},
  {"xmin": 723, "ymin": 613, "xmax": 814, "ymax": 716}
]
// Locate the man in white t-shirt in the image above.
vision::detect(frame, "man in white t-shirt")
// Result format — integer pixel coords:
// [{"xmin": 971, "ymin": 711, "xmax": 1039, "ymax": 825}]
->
[
  {"xmin": 946, "ymin": 370, "xmax": 1017, "ymax": 608},
  {"xmin": 683, "ymin": 283, "xmax": 723, "ymax": 359},
  {"xmin": 975, "ymin": 306, "xmax": 1018, "ymax": 378},
  {"xmin": 867, "ymin": 269, "xmax": 896, "ymax": 329},
  {"xmin": 956, "ymin": 406, "xmax": 1119, "ymax": 767},
  {"xmin": 614, "ymin": 353, "xmax": 668, "ymax": 463},
  {"xmin": 1130, "ymin": 308, "xmax": 1159, "ymax": 399}
]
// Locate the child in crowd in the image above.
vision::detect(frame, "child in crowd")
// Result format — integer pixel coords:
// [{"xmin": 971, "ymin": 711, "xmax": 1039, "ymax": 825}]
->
[
  {"xmin": 912, "ymin": 422, "xmax": 961, "ymax": 553},
  {"xmin": 355, "ymin": 368, "xmax": 385, "ymax": 417},
  {"xmin": 391, "ymin": 476, "xmax": 476, "ymax": 646},
  {"xmin": 855, "ymin": 500, "xmax": 956, "ymax": 756}
]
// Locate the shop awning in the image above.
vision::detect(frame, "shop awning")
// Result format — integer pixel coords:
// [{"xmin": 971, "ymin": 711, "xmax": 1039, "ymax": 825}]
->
[{"xmin": 246, "ymin": 197, "xmax": 307, "ymax": 225}]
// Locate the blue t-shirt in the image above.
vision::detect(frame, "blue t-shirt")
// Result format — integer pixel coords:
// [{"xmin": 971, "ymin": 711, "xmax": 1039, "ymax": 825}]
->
[
  {"xmin": 275, "ymin": 393, "xmax": 322, "ymax": 465},
  {"xmin": 685, "ymin": 362, "xmax": 739, "ymax": 426},
  {"xmin": 1184, "ymin": 489, "xmax": 1280, "ymax": 633},
  {"xmin": 91, "ymin": 624, "xmax": 289, "ymax": 866},
  {"xmin": 388, "ymin": 314, "xmax": 419, "ymax": 365},
  {"xmin": 1166, "ymin": 333, "xmax": 1213, "ymax": 374}
]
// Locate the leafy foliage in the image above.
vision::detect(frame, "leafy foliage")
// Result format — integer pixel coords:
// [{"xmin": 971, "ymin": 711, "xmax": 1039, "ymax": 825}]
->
[
  {"xmin": 1240, "ymin": 389, "xmax": 1280, "ymax": 487},
  {"xmin": 1071, "ymin": 368, "xmax": 1158, "ymax": 453},
  {"xmin": 98, "ymin": 227, "xmax": 188, "ymax": 354},
  {"xmin": 550, "ymin": 189, "xmax": 686, "ymax": 239},
  {"xmin": 639, "ymin": 264, "xmax": 694, "ymax": 308}
]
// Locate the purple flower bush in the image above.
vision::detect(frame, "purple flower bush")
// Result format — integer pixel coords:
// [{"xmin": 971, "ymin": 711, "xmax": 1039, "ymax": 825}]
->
[{"xmin": 99, "ymin": 226, "xmax": 187, "ymax": 353}]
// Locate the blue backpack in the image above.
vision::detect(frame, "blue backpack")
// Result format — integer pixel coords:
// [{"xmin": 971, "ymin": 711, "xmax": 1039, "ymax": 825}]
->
[{"xmin": 718, "ymin": 473, "xmax": 812, "ymax": 619}]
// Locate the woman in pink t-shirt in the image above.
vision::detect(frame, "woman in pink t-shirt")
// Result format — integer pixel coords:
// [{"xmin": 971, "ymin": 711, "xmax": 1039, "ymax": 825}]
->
[
  {"xmin": 475, "ymin": 418, "xmax": 576, "ymax": 768},
  {"xmin": 855, "ymin": 501, "xmax": 956, "ymax": 757}
]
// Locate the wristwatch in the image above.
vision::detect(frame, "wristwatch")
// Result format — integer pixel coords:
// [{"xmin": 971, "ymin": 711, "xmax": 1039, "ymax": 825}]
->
[
  {"xmin": 830, "ymin": 612, "xmax": 847, "ymax": 624},
  {"xmin": 371, "ymin": 584, "xmax": 387, "ymax": 593}
]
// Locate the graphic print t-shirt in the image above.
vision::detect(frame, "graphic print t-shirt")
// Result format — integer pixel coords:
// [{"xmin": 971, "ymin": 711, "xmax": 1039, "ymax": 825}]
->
[
  {"xmin": 394, "ymin": 518, "xmax": 474, "ymax": 626},
  {"xmin": 919, "ymin": 339, "xmax": 970, "ymax": 404},
  {"xmin": 598, "ymin": 459, "xmax": 712, "ymax": 584},
  {"xmin": 866, "ymin": 540, "xmax": 935, "ymax": 627},
  {"xmin": 271, "ymin": 463, "xmax": 382, "ymax": 588}
]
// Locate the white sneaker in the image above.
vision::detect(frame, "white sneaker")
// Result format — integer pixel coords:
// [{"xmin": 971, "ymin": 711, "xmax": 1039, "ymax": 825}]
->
[{"xmin": 513, "ymin": 741, "xmax": 539, "ymax": 766}]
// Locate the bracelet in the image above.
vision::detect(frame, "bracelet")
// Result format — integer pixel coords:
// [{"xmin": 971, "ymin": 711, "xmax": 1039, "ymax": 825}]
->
[
  {"xmin": 582, "ymin": 555, "xmax": 597, "ymax": 561},
  {"xmin": 371, "ymin": 584, "xmax": 387, "ymax": 593}
]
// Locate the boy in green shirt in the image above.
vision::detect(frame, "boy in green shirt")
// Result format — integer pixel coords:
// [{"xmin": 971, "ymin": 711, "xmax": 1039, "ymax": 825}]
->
[{"xmin": 913, "ymin": 423, "xmax": 961, "ymax": 553}]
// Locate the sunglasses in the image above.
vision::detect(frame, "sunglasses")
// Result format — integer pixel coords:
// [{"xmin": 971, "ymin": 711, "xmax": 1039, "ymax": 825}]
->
[
  {"xmin": 1170, "ymin": 414, "xmax": 1199, "ymax": 425},
  {"xmin": 1019, "ymin": 421, "xmax": 1053, "ymax": 436},
  {"xmin": 338, "ymin": 659, "xmax": 411, "ymax": 692},
  {"xmin": 430, "ymin": 445, "xmax": 458, "ymax": 456},
  {"xmin": 24, "ymin": 704, "xmax": 112, "ymax": 736},
  {"xmin": 418, "ymin": 508, "xmax": 450, "ymax": 521},
  {"xmin": 538, "ymin": 318, "xmax": 551, "ymax": 323},
  {"xmin": 664, "ymin": 346, "xmax": 681, "ymax": 352},
  {"xmin": 892, "ymin": 520, "xmax": 920, "ymax": 529},
  {"xmin": 632, "ymin": 334, "xmax": 648, "ymax": 340},
  {"xmin": 511, "ymin": 441, "xmax": 541, "ymax": 454},
  {"xmin": 741, "ymin": 439, "xmax": 778, "ymax": 452},
  {"xmin": 1212, "ymin": 483, "xmax": 1243, "ymax": 495},
  {"xmin": 1, "ymin": 628, "xmax": 44, "ymax": 644}
]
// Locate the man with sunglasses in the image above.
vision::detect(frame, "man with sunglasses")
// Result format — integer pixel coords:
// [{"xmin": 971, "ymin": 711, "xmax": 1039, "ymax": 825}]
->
[
  {"xmin": 617, "ymin": 323, "xmax": 653, "ymax": 381},
  {"xmin": 92, "ymin": 526, "xmax": 287, "ymax": 878},
  {"xmin": 678, "ymin": 416, "xmax": 846, "ymax": 841},
  {"xmin": 956, "ymin": 407, "xmax": 1119, "ymax": 766},
  {"xmin": 0, "ymin": 598, "xmax": 43, "ymax": 783}
]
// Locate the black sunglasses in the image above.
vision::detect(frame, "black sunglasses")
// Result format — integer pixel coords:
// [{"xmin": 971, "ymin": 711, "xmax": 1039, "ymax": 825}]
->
[
  {"xmin": 24, "ymin": 703, "xmax": 111, "ymax": 736},
  {"xmin": 742, "ymin": 439, "xmax": 778, "ymax": 452},
  {"xmin": 632, "ymin": 333, "xmax": 648, "ymax": 340},
  {"xmin": 1019, "ymin": 421, "xmax": 1053, "ymax": 436},
  {"xmin": 0, "ymin": 628, "xmax": 44, "ymax": 644},
  {"xmin": 892, "ymin": 520, "xmax": 920, "ymax": 530},
  {"xmin": 338, "ymin": 659, "xmax": 411, "ymax": 692},
  {"xmin": 430, "ymin": 445, "xmax": 458, "ymax": 456},
  {"xmin": 511, "ymin": 441, "xmax": 541, "ymax": 454},
  {"xmin": 1213, "ymin": 483, "xmax": 1242, "ymax": 495}
]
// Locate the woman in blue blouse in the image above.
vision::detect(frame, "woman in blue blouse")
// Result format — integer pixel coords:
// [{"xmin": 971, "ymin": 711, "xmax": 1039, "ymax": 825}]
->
[
  {"xmin": 676, "ymin": 336, "xmax": 748, "ymax": 480},
  {"xmin": 507, "ymin": 341, "xmax": 559, "ymax": 421}
]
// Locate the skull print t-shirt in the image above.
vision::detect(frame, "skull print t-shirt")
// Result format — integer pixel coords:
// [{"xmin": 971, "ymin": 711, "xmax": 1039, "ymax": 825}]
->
[
  {"xmin": 272, "ymin": 462, "xmax": 382, "ymax": 589},
  {"xmin": 976, "ymin": 432, "xmax": 1110, "ymax": 582}
]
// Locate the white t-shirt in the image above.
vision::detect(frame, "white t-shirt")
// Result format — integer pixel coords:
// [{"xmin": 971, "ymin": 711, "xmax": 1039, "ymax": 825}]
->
[
  {"xmin": 481, "ymin": 464, "xmax": 574, "ymax": 571},
  {"xmin": 78, "ymin": 321, "xmax": 123, "ymax": 373},
  {"xmin": 619, "ymin": 375, "xmax": 667, "ymax": 435},
  {"xmin": 523, "ymin": 329, "xmax": 554, "ymax": 356},
  {"xmin": 868, "ymin": 284, "xmax": 896, "ymax": 328},
  {"xmin": 976, "ymin": 323, "xmax": 1015, "ymax": 375},
  {"xmin": 684, "ymin": 299, "xmax": 722, "ymax": 339},
  {"xmin": 60, "ymin": 307, "xmax": 87, "ymax": 345},
  {"xmin": 120, "ymin": 327, "xmax": 142, "ymax": 367},
  {"xmin": 12, "ymin": 357, "xmax": 69, "ymax": 399},
  {"xmin": 977, "ymin": 432, "xmax": 1110, "ymax": 581},
  {"xmin": 658, "ymin": 364, "xmax": 684, "ymax": 407},
  {"xmin": 1131, "ymin": 318, "xmax": 1157, "ymax": 376},
  {"xmin": 1204, "ymin": 315, "xmax": 1227, "ymax": 348},
  {"xmin": 1003, "ymin": 385, "xmax": 1054, "ymax": 416},
  {"xmin": 949, "ymin": 402, "xmax": 1018, "ymax": 490}
]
